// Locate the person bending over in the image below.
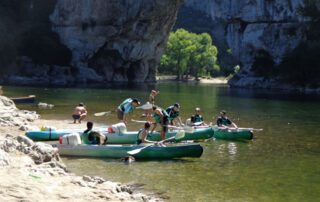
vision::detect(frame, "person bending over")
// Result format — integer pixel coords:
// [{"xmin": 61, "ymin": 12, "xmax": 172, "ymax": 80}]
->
[
  {"xmin": 72, "ymin": 103, "xmax": 87, "ymax": 124},
  {"xmin": 166, "ymin": 103, "xmax": 183, "ymax": 126},
  {"xmin": 217, "ymin": 110, "xmax": 238, "ymax": 130},
  {"xmin": 81, "ymin": 122, "xmax": 107, "ymax": 145},
  {"xmin": 137, "ymin": 122, "xmax": 158, "ymax": 145},
  {"xmin": 117, "ymin": 98, "xmax": 140, "ymax": 125},
  {"xmin": 151, "ymin": 106, "xmax": 169, "ymax": 140}
]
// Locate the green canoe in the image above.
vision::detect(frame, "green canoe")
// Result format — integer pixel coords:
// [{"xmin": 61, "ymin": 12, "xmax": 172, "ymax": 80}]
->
[
  {"xmin": 54, "ymin": 144, "xmax": 203, "ymax": 160},
  {"xmin": 103, "ymin": 127, "xmax": 214, "ymax": 144},
  {"xmin": 212, "ymin": 128, "xmax": 253, "ymax": 140},
  {"xmin": 26, "ymin": 126, "xmax": 109, "ymax": 141}
]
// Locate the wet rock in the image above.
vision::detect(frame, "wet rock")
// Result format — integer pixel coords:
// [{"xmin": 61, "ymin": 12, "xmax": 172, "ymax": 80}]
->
[{"xmin": 17, "ymin": 135, "xmax": 34, "ymax": 147}]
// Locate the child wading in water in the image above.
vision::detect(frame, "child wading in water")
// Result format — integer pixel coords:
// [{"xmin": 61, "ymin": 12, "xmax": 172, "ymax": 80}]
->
[{"xmin": 145, "ymin": 90, "xmax": 160, "ymax": 119}]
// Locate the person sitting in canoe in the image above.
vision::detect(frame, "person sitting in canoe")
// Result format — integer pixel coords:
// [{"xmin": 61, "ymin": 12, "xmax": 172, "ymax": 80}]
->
[
  {"xmin": 151, "ymin": 106, "xmax": 170, "ymax": 140},
  {"xmin": 190, "ymin": 107, "xmax": 205, "ymax": 126},
  {"xmin": 137, "ymin": 122, "xmax": 159, "ymax": 145},
  {"xmin": 82, "ymin": 122, "xmax": 107, "ymax": 145},
  {"xmin": 117, "ymin": 98, "xmax": 140, "ymax": 125},
  {"xmin": 72, "ymin": 103, "xmax": 87, "ymax": 124},
  {"xmin": 166, "ymin": 103, "xmax": 183, "ymax": 126},
  {"xmin": 217, "ymin": 110, "xmax": 238, "ymax": 130}
]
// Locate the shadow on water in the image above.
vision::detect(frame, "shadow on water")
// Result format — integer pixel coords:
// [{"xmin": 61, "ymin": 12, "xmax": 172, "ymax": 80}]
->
[
  {"xmin": 225, "ymin": 87, "xmax": 320, "ymax": 102},
  {"xmin": 63, "ymin": 156, "xmax": 198, "ymax": 164}
]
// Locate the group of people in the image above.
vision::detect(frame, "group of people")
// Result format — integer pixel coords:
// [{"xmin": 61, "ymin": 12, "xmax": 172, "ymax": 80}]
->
[{"xmin": 72, "ymin": 89, "xmax": 238, "ymax": 146}]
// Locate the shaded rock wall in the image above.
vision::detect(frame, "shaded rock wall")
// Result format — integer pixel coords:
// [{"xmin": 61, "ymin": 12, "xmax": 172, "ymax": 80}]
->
[
  {"xmin": 184, "ymin": 0, "xmax": 311, "ymax": 89},
  {"xmin": 0, "ymin": 0, "xmax": 184, "ymax": 85}
]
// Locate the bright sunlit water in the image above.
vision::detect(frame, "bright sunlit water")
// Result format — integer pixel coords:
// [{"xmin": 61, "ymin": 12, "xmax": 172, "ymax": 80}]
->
[{"xmin": 3, "ymin": 83, "xmax": 320, "ymax": 201}]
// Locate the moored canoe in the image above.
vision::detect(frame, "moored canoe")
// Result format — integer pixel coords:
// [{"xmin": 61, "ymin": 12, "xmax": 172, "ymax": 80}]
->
[
  {"xmin": 212, "ymin": 129, "xmax": 253, "ymax": 140},
  {"xmin": 10, "ymin": 95, "xmax": 36, "ymax": 104},
  {"xmin": 54, "ymin": 144, "xmax": 203, "ymax": 160},
  {"xmin": 26, "ymin": 126, "xmax": 109, "ymax": 141}
]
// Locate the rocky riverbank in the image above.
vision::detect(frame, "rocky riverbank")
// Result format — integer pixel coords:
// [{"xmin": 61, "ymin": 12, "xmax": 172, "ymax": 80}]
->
[{"xmin": 0, "ymin": 96, "xmax": 160, "ymax": 201}]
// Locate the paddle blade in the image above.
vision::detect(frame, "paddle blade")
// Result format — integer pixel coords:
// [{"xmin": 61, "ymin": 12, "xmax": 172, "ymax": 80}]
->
[
  {"xmin": 136, "ymin": 103, "xmax": 153, "ymax": 110},
  {"xmin": 183, "ymin": 126, "xmax": 194, "ymax": 133},
  {"xmin": 127, "ymin": 148, "xmax": 142, "ymax": 155},
  {"xmin": 174, "ymin": 131, "xmax": 185, "ymax": 140}
]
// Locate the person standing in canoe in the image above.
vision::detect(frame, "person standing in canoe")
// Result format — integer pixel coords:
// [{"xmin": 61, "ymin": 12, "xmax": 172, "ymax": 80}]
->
[
  {"xmin": 82, "ymin": 122, "xmax": 107, "ymax": 145},
  {"xmin": 151, "ymin": 106, "xmax": 170, "ymax": 140},
  {"xmin": 72, "ymin": 103, "xmax": 87, "ymax": 124},
  {"xmin": 166, "ymin": 103, "xmax": 183, "ymax": 126},
  {"xmin": 137, "ymin": 122, "xmax": 159, "ymax": 145},
  {"xmin": 190, "ymin": 107, "xmax": 204, "ymax": 126},
  {"xmin": 217, "ymin": 110, "xmax": 238, "ymax": 129},
  {"xmin": 145, "ymin": 90, "xmax": 160, "ymax": 118},
  {"xmin": 117, "ymin": 98, "xmax": 140, "ymax": 125}
]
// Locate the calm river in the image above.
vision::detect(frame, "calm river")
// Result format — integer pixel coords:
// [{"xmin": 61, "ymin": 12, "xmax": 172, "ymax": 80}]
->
[{"xmin": 3, "ymin": 83, "xmax": 320, "ymax": 201}]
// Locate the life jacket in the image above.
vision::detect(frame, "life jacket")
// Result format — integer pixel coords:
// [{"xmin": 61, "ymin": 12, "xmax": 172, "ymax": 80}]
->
[
  {"xmin": 166, "ymin": 106, "xmax": 179, "ymax": 122},
  {"xmin": 119, "ymin": 98, "xmax": 135, "ymax": 113},
  {"xmin": 217, "ymin": 116, "xmax": 231, "ymax": 126},
  {"xmin": 153, "ymin": 108, "xmax": 169, "ymax": 123},
  {"xmin": 191, "ymin": 114, "xmax": 203, "ymax": 123},
  {"xmin": 81, "ymin": 130, "xmax": 100, "ymax": 144}
]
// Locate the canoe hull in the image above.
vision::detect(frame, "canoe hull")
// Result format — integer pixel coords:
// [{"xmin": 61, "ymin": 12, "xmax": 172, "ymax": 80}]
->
[
  {"xmin": 10, "ymin": 95, "xmax": 36, "ymax": 104},
  {"xmin": 105, "ymin": 127, "xmax": 214, "ymax": 144},
  {"xmin": 55, "ymin": 144, "xmax": 203, "ymax": 159},
  {"xmin": 26, "ymin": 126, "xmax": 109, "ymax": 141},
  {"xmin": 213, "ymin": 130, "xmax": 253, "ymax": 140}
]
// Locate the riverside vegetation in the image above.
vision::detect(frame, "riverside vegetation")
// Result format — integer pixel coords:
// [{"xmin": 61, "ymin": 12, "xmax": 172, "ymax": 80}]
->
[{"xmin": 158, "ymin": 29, "xmax": 238, "ymax": 80}]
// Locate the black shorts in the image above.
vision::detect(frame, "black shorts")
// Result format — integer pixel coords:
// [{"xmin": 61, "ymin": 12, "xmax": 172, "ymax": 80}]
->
[
  {"xmin": 72, "ymin": 114, "xmax": 80, "ymax": 120},
  {"xmin": 117, "ymin": 108, "xmax": 124, "ymax": 120},
  {"xmin": 162, "ymin": 116, "xmax": 169, "ymax": 133}
]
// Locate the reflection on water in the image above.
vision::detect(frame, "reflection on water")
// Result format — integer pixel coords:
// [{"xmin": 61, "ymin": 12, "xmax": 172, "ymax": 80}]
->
[{"xmin": 3, "ymin": 83, "xmax": 320, "ymax": 201}]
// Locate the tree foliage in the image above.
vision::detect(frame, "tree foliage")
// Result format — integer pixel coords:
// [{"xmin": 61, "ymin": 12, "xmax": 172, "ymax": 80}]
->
[{"xmin": 159, "ymin": 29, "xmax": 218, "ymax": 79}]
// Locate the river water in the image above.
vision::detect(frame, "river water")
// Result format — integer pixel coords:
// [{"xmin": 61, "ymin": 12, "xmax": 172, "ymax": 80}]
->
[{"xmin": 3, "ymin": 83, "xmax": 320, "ymax": 201}]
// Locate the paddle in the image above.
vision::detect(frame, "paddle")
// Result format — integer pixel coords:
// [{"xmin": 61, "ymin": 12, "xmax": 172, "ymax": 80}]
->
[
  {"xmin": 136, "ymin": 102, "xmax": 153, "ymax": 110},
  {"xmin": 94, "ymin": 110, "xmax": 117, "ymax": 116},
  {"xmin": 131, "ymin": 119, "xmax": 194, "ymax": 133},
  {"xmin": 127, "ymin": 131, "xmax": 185, "ymax": 155}
]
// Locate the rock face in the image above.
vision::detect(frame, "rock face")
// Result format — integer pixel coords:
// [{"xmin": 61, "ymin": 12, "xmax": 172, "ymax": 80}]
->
[
  {"xmin": 0, "ymin": 96, "xmax": 40, "ymax": 129},
  {"xmin": 0, "ymin": 0, "xmax": 184, "ymax": 85},
  {"xmin": 183, "ymin": 0, "xmax": 311, "ymax": 89}
]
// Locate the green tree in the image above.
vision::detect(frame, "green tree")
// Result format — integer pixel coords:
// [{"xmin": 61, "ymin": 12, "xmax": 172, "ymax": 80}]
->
[{"xmin": 159, "ymin": 29, "xmax": 218, "ymax": 80}]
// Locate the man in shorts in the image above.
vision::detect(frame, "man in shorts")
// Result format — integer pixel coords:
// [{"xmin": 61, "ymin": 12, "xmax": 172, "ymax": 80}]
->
[
  {"xmin": 72, "ymin": 103, "xmax": 87, "ymax": 123},
  {"xmin": 117, "ymin": 98, "xmax": 140, "ymax": 125}
]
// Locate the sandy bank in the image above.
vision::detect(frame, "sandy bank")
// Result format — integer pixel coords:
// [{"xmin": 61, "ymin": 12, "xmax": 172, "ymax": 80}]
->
[
  {"xmin": 0, "ymin": 96, "xmax": 160, "ymax": 202},
  {"xmin": 156, "ymin": 75, "xmax": 227, "ymax": 84}
]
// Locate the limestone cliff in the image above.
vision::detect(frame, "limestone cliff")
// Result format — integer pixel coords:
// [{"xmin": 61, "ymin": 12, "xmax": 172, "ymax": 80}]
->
[
  {"xmin": 0, "ymin": 0, "xmax": 184, "ymax": 85},
  {"xmin": 184, "ymin": 0, "xmax": 313, "ymax": 90}
]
